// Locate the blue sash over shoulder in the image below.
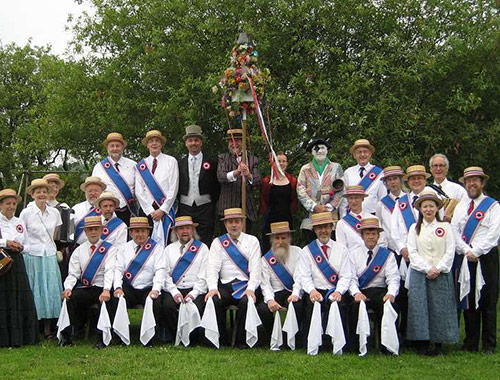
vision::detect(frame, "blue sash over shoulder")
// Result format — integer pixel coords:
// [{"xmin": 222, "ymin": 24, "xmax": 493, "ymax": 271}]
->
[
  {"xmin": 81, "ymin": 241, "xmax": 112, "ymax": 287},
  {"xmin": 123, "ymin": 238, "xmax": 157, "ymax": 286},
  {"xmin": 398, "ymin": 194, "xmax": 416, "ymax": 232},
  {"xmin": 264, "ymin": 249, "xmax": 294, "ymax": 291},
  {"xmin": 307, "ymin": 241, "xmax": 339, "ymax": 299},
  {"xmin": 101, "ymin": 157, "xmax": 137, "ymax": 216},
  {"xmin": 101, "ymin": 217, "xmax": 125, "ymax": 241},
  {"xmin": 74, "ymin": 208, "xmax": 101, "ymax": 242},
  {"xmin": 358, "ymin": 247, "xmax": 391, "ymax": 289},
  {"xmin": 342, "ymin": 213, "xmax": 362, "ymax": 234},
  {"xmin": 172, "ymin": 240, "xmax": 202, "ymax": 284},
  {"xmin": 462, "ymin": 197, "xmax": 497, "ymax": 245},
  {"xmin": 381, "ymin": 195, "xmax": 396, "ymax": 213},
  {"xmin": 358, "ymin": 166, "xmax": 382, "ymax": 191},
  {"xmin": 219, "ymin": 234, "xmax": 249, "ymax": 299}
]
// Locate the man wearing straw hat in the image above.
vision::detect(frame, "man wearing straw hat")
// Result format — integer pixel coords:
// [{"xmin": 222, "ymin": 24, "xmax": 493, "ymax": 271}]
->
[
  {"xmin": 257, "ymin": 221, "xmax": 304, "ymax": 346},
  {"xmin": 342, "ymin": 139, "xmax": 386, "ymax": 216},
  {"xmin": 177, "ymin": 125, "xmax": 220, "ymax": 246},
  {"xmin": 162, "ymin": 216, "xmax": 208, "ymax": 343},
  {"xmin": 135, "ymin": 129, "xmax": 178, "ymax": 246},
  {"xmin": 296, "ymin": 211, "xmax": 352, "ymax": 346},
  {"xmin": 205, "ymin": 208, "xmax": 262, "ymax": 347},
  {"xmin": 60, "ymin": 216, "xmax": 117, "ymax": 348},
  {"xmin": 92, "ymin": 132, "xmax": 137, "ymax": 226},
  {"xmin": 217, "ymin": 129, "xmax": 261, "ymax": 233},
  {"xmin": 95, "ymin": 192, "xmax": 127, "ymax": 249},
  {"xmin": 451, "ymin": 167, "xmax": 500, "ymax": 353},
  {"xmin": 347, "ymin": 217, "xmax": 400, "ymax": 353}
]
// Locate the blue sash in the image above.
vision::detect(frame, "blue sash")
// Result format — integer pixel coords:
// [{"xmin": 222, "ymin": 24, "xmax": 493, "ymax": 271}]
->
[
  {"xmin": 398, "ymin": 194, "xmax": 416, "ymax": 232},
  {"xmin": 307, "ymin": 241, "xmax": 339, "ymax": 300},
  {"xmin": 462, "ymin": 197, "xmax": 497, "ymax": 245},
  {"xmin": 74, "ymin": 207, "xmax": 101, "ymax": 242},
  {"xmin": 381, "ymin": 195, "xmax": 396, "ymax": 213},
  {"xmin": 219, "ymin": 234, "xmax": 249, "ymax": 299},
  {"xmin": 101, "ymin": 158, "xmax": 137, "ymax": 216},
  {"xmin": 101, "ymin": 217, "xmax": 125, "ymax": 241},
  {"xmin": 264, "ymin": 250, "xmax": 294, "ymax": 291},
  {"xmin": 358, "ymin": 166, "xmax": 383, "ymax": 191},
  {"xmin": 342, "ymin": 213, "xmax": 362, "ymax": 234},
  {"xmin": 172, "ymin": 240, "xmax": 203, "ymax": 284},
  {"xmin": 358, "ymin": 247, "xmax": 391, "ymax": 289},
  {"xmin": 123, "ymin": 238, "xmax": 157, "ymax": 286},
  {"xmin": 81, "ymin": 241, "xmax": 112, "ymax": 287},
  {"xmin": 136, "ymin": 159, "xmax": 176, "ymax": 244}
]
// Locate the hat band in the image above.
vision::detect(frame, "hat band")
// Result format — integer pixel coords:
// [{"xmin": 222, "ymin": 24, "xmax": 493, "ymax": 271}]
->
[{"xmin": 464, "ymin": 170, "xmax": 486, "ymax": 177}]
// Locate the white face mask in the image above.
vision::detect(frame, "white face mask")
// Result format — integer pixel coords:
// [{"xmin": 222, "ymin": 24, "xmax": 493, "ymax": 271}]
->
[{"xmin": 312, "ymin": 144, "xmax": 328, "ymax": 162}]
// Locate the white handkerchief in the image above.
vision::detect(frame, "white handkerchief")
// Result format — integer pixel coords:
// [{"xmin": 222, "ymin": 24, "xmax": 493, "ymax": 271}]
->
[
  {"xmin": 140, "ymin": 296, "xmax": 156, "ymax": 345},
  {"xmin": 325, "ymin": 301, "xmax": 345, "ymax": 355},
  {"xmin": 458, "ymin": 255, "xmax": 470, "ymax": 303},
  {"xmin": 307, "ymin": 301, "xmax": 323, "ymax": 355},
  {"xmin": 97, "ymin": 302, "xmax": 112, "ymax": 346},
  {"xmin": 356, "ymin": 300, "xmax": 370, "ymax": 356},
  {"xmin": 201, "ymin": 297, "xmax": 219, "ymax": 348},
  {"xmin": 112, "ymin": 296, "xmax": 130, "ymax": 345},
  {"xmin": 152, "ymin": 220, "xmax": 166, "ymax": 247},
  {"xmin": 270, "ymin": 311, "xmax": 283, "ymax": 351},
  {"xmin": 176, "ymin": 299, "xmax": 201, "ymax": 346},
  {"xmin": 475, "ymin": 262, "xmax": 485, "ymax": 310},
  {"xmin": 245, "ymin": 296, "xmax": 262, "ymax": 348},
  {"xmin": 381, "ymin": 300, "xmax": 399, "ymax": 355},
  {"xmin": 282, "ymin": 302, "xmax": 299, "ymax": 350},
  {"xmin": 56, "ymin": 299, "xmax": 70, "ymax": 343}
]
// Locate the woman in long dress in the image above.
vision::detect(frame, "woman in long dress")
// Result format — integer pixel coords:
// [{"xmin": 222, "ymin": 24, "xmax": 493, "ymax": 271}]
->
[
  {"xmin": 407, "ymin": 190, "xmax": 459, "ymax": 355},
  {"xmin": 0, "ymin": 189, "xmax": 38, "ymax": 347}
]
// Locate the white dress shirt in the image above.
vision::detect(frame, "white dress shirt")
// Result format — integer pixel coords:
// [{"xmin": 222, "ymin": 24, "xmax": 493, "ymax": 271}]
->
[
  {"xmin": 72, "ymin": 200, "xmax": 96, "ymax": 245},
  {"xmin": 342, "ymin": 163, "xmax": 387, "ymax": 215},
  {"xmin": 432, "ymin": 178, "xmax": 468, "ymax": 202},
  {"xmin": 335, "ymin": 211, "xmax": 387, "ymax": 252},
  {"xmin": 296, "ymin": 239, "xmax": 352, "ymax": 294},
  {"xmin": 407, "ymin": 220, "xmax": 455, "ymax": 273},
  {"xmin": 349, "ymin": 244, "xmax": 400, "ymax": 297},
  {"xmin": 376, "ymin": 191, "xmax": 405, "ymax": 252},
  {"xmin": 164, "ymin": 239, "xmax": 209, "ymax": 299},
  {"xmin": 390, "ymin": 191, "xmax": 420, "ymax": 254},
  {"xmin": 0, "ymin": 213, "xmax": 27, "ymax": 251},
  {"xmin": 207, "ymin": 232, "xmax": 262, "ymax": 292},
  {"xmin": 64, "ymin": 239, "xmax": 117, "ymax": 290},
  {"xmin": 92, "ymin": 155, "xmax": 137, "ymax": 209},
  {"xmin": 261, "ymin": 245, "xmax": 302, "ymax": 303},
  {"xmin": 102, "ymin": 214, "xmax": 127, "ymax": 249},
  {"xmin": 19, "ymin": 204, "xmax": 62, "ymax": 257},
  {"xmin": 451, "ymin": 193, "xmax": 500, "ymax": 258},
  {"xmin": 135, "ymin": 153, "xmax": 179, "ymax": 215},
  {"xmin": 180, "ymin": 152, "xmax": 211, "ymax": 206},
  {"xmin": 114, "ymin": 239, "xmax": 165, "ymax": 292}
]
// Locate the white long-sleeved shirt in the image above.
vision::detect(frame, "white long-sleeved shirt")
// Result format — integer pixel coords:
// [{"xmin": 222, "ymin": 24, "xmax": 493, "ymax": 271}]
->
[
  {"xmin": 261, "ymin": 245, "xmax": 302, "ymax": 303},
  {"xmin": 451, "ymin": 193, "xmax": 500, "ymax": 258},
  {"xmin": 102, "ymin": 214, "xmax": 127, "ymax": 249},
  {"xmin": 432, "ymin": 178, "xmax": 468, "ymax": 202},
  {"xmin": 19, "ymin": 204, "xmax": 62, "ymax": 257},
  {"xmin": 349, "ymin": 244, "xmax": 400, "ymax": 297},
  {"xmin": 64, "ymin": 239, "xmax": 117, "ymax": 290},
  {"xmin": 391, "ymin": 191, "xmax": 420, "ymax": 254},
  {"xmin": 72, "ymin": 200, "xmax": 96, "ymax": 245},
  {"xmin": 335, "ymin": 211, "xmax": 387, "ymax": 252},
  {"xmin": 135, "ymin": 153, "xmax": 179, "ymax": 216},
  {"xmin": 0, "ymin": 213, "xmax": 27, "ymax": 252},
  {"xmin": 296, "ymin": 239, "xmax": 352, "ymax": 294},
  {"xmin": 113, "ymin": 239, "xmax": 165, "ymax": 292},
  {"xmin": 164, "ymin": 239, "xmax": 208, "ymax": 299},
  {"xmin": 376, "ymin": 191, "xmax": 405, "ymax": 252},
  {"xmin": 207, "ymin": 232, "xmax": 261, "ymax": 292},
  {"xmin": 92, "ymin": 156, "xmax": 137, "ymax": 209}
]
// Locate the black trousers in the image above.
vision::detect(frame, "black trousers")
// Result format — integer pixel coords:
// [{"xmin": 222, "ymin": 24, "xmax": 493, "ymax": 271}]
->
[
  {"xmin": 178, "ymin": 202, "xmax": 216, "ymax": 247},
  {"xmin": 161, "ymin": 288, "xmax": 206, "ymax": 342},
  {"xmin": 463, "ymin": 248, "xmax": 499, "ymax": 351},
  {"xmin": 257, "ymin": 289, "xmax": 304, "ymax": 346},
  {"xmin": 212, "ymin": 282, "xmax": 262, "ymax": 346}
]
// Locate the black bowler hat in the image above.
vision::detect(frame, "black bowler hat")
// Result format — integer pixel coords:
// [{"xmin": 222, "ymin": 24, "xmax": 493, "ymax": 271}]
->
[{"xmin": 307, "ymin": 138, "xmax": 331, "ymax": 153}]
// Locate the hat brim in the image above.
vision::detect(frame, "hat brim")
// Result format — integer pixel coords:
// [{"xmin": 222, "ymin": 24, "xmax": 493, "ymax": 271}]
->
[
  {"xmin": 225, "ymin": 135, "xmax": 243, "ymax": 140},
  {"xmin": 266, "ymin": 229, "xmax": 295, "ymax": 236},
  {"xmin": 141, "ymin": 135, "xmax": 167, "ymax": 147},
  {"xmin": 80, "ymin": 182, "xmax": 107, "ymax": 192},
  {"xmin": 220, "ymin": 215, "xmax": 246, "ymax": 221},
  {"xmin": 174, "ymin": 222, "xmax": 199, "ymax": 228},
  {"xmin": 414, "ymin": 197, "xmax": 444, "ymax": 210},
  {"xmin": 341, "ymin": 193, "xmax": 369, "ymax": 198},
  {"xmin": 359, "ymin": 227, "xmax": 384, "ymax": 232},
  {"xmin": 103, "ymin": 138, "xmax": 127, "ymax": 148},
  {"xmin": 311, "ymin": 220, "xmax": 335, "ymax": 227},
  {"xmin": 45, "ymin": 178, "xmax": 66, "ymax": 189},
  {"xmin": 96, "ymin": 197, "xmax": 120, "ymax": 208},
  {"xmin": 349, "ymin": 144, "xmax": 375, "ymax": 155},
  {"xmin": 403, "ymin": 172, "xmax": 432, "ymax": 181},
  {"xmin": 183, "ymin": 133, "xmax": 204, "ymax": 141},
  {"xmin": 307, "ymin": 139, "xmax": 332, "ymax": 153},
  {"xmin": 0, "ymin": 194, "xmax": 22, "ymax": 203},
  {"xmin": 26, "ymin": 184, "xmax": 51, "ymax": 196},
  {"xmin": 459, "ymin": 174, "xmax": 489, "ymax": 184},
  {"xmin": 127, "ymin": 225, "xmax": 153, "ymax": 230},
  {"xmin": 380, "ymin": 173, "xmax": 404, "ymax": 181}
]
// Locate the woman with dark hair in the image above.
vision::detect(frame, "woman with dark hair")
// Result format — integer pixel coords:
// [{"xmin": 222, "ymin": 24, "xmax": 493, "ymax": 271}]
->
[
  {"xmin": 0, "ymin": 189, "xmax": 38, "ymax": 347},
  {"xmin": 406, "ymin": 189, "xmax": 458, "ymax": 355}
]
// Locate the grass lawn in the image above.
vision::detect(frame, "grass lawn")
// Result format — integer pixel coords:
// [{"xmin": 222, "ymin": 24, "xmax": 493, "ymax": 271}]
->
[{"xmin": 1, "ymin": 311, "xmax": 500, "ymax": 380}]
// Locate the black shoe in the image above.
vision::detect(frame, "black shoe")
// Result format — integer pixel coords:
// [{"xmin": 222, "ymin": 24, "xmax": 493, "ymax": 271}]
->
[
  {"xmin": 59, "ymin": 339, "xmax": 73, "ymax": 347},
  {"xmin": 94, "ymin": 341, "xmax": 107, "ymax": 350},
  {"xmin": 462, "ymin": 344, "xmax": 478, "ymax": 353}
]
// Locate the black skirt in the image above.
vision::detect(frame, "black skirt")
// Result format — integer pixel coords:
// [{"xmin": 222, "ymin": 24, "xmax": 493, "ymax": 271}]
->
[{"xmin": 0, "ymin": 251, "xmax": 39, "ymax": 347}]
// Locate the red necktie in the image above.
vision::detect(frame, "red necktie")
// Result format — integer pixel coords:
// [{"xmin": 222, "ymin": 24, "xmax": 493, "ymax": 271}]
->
[
  {"xmin": 321, "ymin": 244, "xmax": 329, "ymax": 259},
  {"xmin": 152, "ymin": 158, "xmax": 158, "ymax": 174},
  {"xmin": 90, "ymin": 244, "xmax": 96, "ymax": 254},
  {"xmin": 356, "ymin": 214, "xmax": 362, "ymax": 220},
  {"xmin": 467, "ymin": 200, "xmax": 474, "ymax": 215}
]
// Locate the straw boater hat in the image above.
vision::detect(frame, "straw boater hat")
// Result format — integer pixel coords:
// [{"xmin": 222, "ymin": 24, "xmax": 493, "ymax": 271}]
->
[
  {"xmin": 359, "ymin": 217, "xmax": 384, "ymax": 232},
  {"xmin": 413, "ymin": 189, "xmax": 444, "ymax": 210},
  {"xmin": 102, "ymin": 132, "xmax": 127, "ymax": 148},
  {"xmin": 349, "ymin": 139, "xmax": 376, "ymax": 155},
  {"xmin": 141, "ymin": 129, "xmax": 167, "ymax": 146},
  {"xmin": 266, "ymin": 221, "xmax": 295, "ymax": 236},
  {"xmin": 403, "ymin": 165, "xmax": 431, "ymax": 181},
  {"xmin": 220, "ymin": 207, "xmax": 246, "ymax": 221},
  {"xmin": 459, "ymin": 166, "xmax": 489, "ymax": 184},
  {"xmin": 43, "ymin": 173, "xmax": 65, "ymax": 188},
  {"xmin": 128, "ymin": 217, "xmax": 153, "ymax": 230},
  {"xmin": 311, "ymin": 211, "xmax": 336, "ymax": 227},
  {"xmin": 174, "ymin": 216, "xmax": 199, "ymax": 228},
  {"xmin": 306, "ymin": 138, "xmax": 331, "ymax": 153},
  {"xmin": 225, "ymin": 129, "xmax": 244, "ymax": 140},
  {"xmin": 183, "ymin": 125, "xmax": 204, "ymax": 140},
  {"xmin": 26, "ymin": 178, "xmax": 51, "ymax": 195},
  {"xmin": 80, "ymin": 176, "xmax": 107, "ymax": 192},
  {"xmin": 96, "ymin": 192, "xmax": 120, "ymax": 208},
  {"xmin": 0, "ymin": 189, "xmax": 21, "ymax": 203},
  {"xmin": 380, "ymin": 166, "xmax": 404, "ymax": 181},
  {"xmin": 341, "ymin": 185, "xmax": 369, "ymax": 198},
  {"xmin": 84, "ymin": 216, "xmax": 103, "ymax": 228}
]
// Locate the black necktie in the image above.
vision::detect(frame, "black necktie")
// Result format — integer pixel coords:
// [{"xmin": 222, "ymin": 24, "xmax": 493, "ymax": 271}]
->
[
  {"xmin": 135, "ymin": 244, "xmax": 141, "ymax": 254},
  {"xmin": 412, "ymin": 195, "xmax": 418, "ymax": 207},
  {"xmin": 359, "ymin": 167, "xmax": 365, "ymax": 178},
  {"xmin": 366, "ymin": 250, "xmax": 373, "ymax": 266},
  {"xmin": 395, "ymin": 196, "xmax": 400, "ymax": 201},
  {"xmin": 115, "ymin": 162, "xmax": 120, "ymax": 172}
]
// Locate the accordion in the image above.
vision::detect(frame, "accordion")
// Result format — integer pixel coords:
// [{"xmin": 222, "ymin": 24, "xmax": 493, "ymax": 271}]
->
[{"xmin": 0, "ymin": 248, "xmax": 13, "ymax": 277}]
